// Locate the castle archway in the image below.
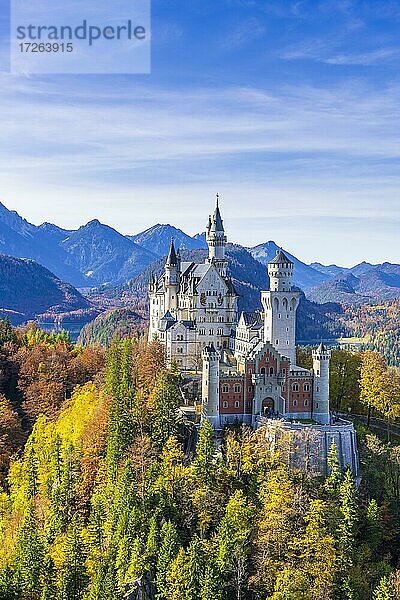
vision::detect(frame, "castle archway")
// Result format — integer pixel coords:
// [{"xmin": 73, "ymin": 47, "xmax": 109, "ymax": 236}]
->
[{"xmin": 262, "ymin": 397, "xmax": 275, "ymax": 415}]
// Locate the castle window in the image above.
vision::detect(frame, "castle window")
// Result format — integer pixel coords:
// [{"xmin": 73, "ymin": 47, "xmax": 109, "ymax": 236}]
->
[
  {"xmin": 303, "ymin": 383, "xmax": 310, "ymax": 392},
  {"xmin": 292, "ymin": 383, "xmax": 300, "ymax": 392},
  {"xmin": 222, "ymin": 384, "xmax": 229, "ymax": 393},
  {"xmin": 304, "ymin": 399, "xmax": 309, "ymax": 406},
  {"xmin": 276, "ymin": 340, "xmax": 279, "ymax": 345},
  {"xmin": 217, "ymin": 328, "xmax": 223, "ymax": 335},
  {"xmin": 234, "ymin": 401, "xmax": 240, "ymax": 408},
  {"xmin": 223, "ymin": 401, "xmax": 228, "ymax": 408},
  {"xmin": 293, "ymin": 399, "xmax": 298, "ymax": 407},
  {"xmin": 209, "ymin": 329, "xmax": 214, "ymax": 335},
  {"xmin": 234, "ymin": 384, "xmax": 241, "ymax": 393},
  {"xmin": 261, "ymin": 367, "xmax": 266, "ymax": 375},
  {"xmin": 269, "ymin": 367, "xmax": 274, "ymax": 376},
  {"xmin": 282, "ymin": 368, "xmax": 286, "ymax": 375}
]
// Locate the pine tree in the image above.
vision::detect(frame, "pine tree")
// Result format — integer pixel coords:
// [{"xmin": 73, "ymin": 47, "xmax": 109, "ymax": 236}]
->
[
  {"xmin": 14, "ymin": 502, "xmax": 44, "ymax": 598},
  {"xmin": 145, "ymin": 516, "xmax": 159, "ymax": 571},
  {"xmin": 0, "ymin": 566, "xmax": 18, "ymax": 600},
  {"xmin": 105, "ymin": 340, "xmax": 137, "ymax": 481},
  {"xmin": 156, "ymin": 521, "xmax": 179, "ymax": 599},
  {"xmin": 60, "ymin": 517, "xmax": 88, "ymax": 600},
  {"xmin": 338, "ymin": 469, "xmax": 358, "ymax": 566},
  {"xmin": 373, "ymin": 575, "xmax": 393, "ymax": 600},
  {"xmin": 151, "ymin": 372, "xmax": 181, "ymax": 449},
  {"xmin": 40, "ymin": 555, "xmax": 58, "ymax": 600},
  {"xmin": 217, "ymin": 490, "xmax": 254, "ymax": 599},
  {"xmin": 200, "ymin": 560, "xmax": 223, "ymax": 600},
  {"xmin": 25, "ymin": 441, "xmax": 39, "ymax": 499},
  {"xmin": 324, "ymin": 440, "xmax": 342, "ymax": 497},
  {"xmin": 193, "ymin": 419, "xmax": 216, "ymax": 483},
  {"xmin": 365, "ymin": 498, "xmax": 383, "ymax": 553}
]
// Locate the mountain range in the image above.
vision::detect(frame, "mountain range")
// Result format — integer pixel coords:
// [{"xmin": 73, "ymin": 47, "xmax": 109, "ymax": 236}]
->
[
  {"xmin": 93, "ymin": 245, "xmax": 343, "ymax": 342},
  {"xmin": 0, "ymin": 201, "xmax": 399, "ymax": 307},
  {"xmin": 307, "ymin": 263, "xmax": 400, "ymax": 304},
  {"xmin": 0, "ymin": 254, "xmax": 96, "ymax": 325}
]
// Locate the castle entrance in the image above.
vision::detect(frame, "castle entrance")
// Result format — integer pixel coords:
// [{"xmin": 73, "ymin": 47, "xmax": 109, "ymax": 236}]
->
[{"xmin": 262, "ymin": 397, "xmax": 275, "ymax": 415}]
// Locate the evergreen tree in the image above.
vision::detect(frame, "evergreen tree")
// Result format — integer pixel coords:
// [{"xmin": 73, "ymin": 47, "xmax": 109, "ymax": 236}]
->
[
  {"xmin": 0, "ymin": 567, "xmax": 18, "ymax": 600},
  {"xmin": 373, "ymin": 575, "xmax": 393, "ymax": 600},
  {"xmin": 338, "ymin": 469, "xmax": 358, "ymax": 565},
  {"xmin": 14, "ymin": 502, "xmax": 44, "ymax": 598},
  {"xmin": 193, "ymin": 419, "xmax": 216, "ymax": 483},
  {"xmin": 337, "ymin": 470, "xmax": 358, "ymax": 599},
  {"xmin": 324, "ymin": 440, "xmax": 342, "ymax": 497},
  {"xmin": 365, "ymin": 499, "xmax": 383, "ymax": 553},
  {"xmin": 200, "ymin": 560, "xmax": 223, "ymax": 600},
  {"xmin": 145, "ymin": 516, "xmax": 159, "ymax": 571},
  {"xmin": 218, "ymin": 490, "xmax": 254, "ymax": 599},
  {"xmin": 40, "ymin": 555, "xmax": 58, "ymax": 600},
  {"xmin": 60, "ymin": 517, "xmax": 88, "ymax": 600},
  {"xmin": 151, "ymin": 372, "xmax": 181, "ymax": 449},
  {"xmin": 156, "ymin": 521, "xmax": 180, "ymax": 599}
]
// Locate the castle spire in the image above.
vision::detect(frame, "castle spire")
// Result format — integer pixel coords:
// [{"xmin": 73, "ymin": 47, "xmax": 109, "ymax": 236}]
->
[
  {"xmin": 209, "ymin": 194, "xmax": 224, "ymax": 233},
  {"xmin": 166, "ymin": 238, "xmax": 178, "ymax": 266},
  {"xmin": 206, "ymin": 195, "xmax": 228, "ymax": 275}
]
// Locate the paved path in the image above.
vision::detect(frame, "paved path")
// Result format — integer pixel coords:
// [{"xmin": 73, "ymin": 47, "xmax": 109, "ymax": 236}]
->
[{"xmin": 337, "ymin": 412, "xmax": 400, "ymax": 438}]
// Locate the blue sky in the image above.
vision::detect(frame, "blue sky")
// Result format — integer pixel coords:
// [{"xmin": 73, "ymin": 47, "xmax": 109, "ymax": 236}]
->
[{"xmin": 0, "ymin": 0, "xmax": 399, "ymax": 266}]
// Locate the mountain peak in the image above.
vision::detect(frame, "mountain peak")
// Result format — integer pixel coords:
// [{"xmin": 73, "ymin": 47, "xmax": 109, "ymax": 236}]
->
[{"xmin": 130, "ymin": 223, "xmax": 207, "ymax": 257}]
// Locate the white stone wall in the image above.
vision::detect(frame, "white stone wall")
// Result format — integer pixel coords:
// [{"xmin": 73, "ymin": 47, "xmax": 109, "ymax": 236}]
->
[
  {"xmin": 202, "ymin": 349, "xmax": 220, "ymax": 428},
  {"xmin": 262, "ymin": 290, "xmax": 300, "ymax": 366},
  {"xmin": 312, "ymin": 348, "xmax": 331, "ymax": 425},
  {"xmin": 260, "ymin": 419, "xmax": 360, "ymax": 478}
]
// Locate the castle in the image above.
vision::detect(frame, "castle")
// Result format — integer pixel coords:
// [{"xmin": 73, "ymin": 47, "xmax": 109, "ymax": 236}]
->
[
  {"xmin": 149, "ymin": 197, "xmax": 331, "ymax": 427},
  {"xmin": 148, "ymin": 198, "xmax": 359, "ymax": 476}
]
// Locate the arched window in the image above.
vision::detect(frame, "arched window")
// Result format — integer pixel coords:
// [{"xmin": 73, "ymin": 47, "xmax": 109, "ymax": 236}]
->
[
  {"xmin": 269, "ymin": 367, "xmax": 274, "ymax": 376},
  {"xmin": 292, "ymin": 382, "xmax": 299, "ymax": 392},
  {"xmin": 234, "ymin": 384, "xmax": 241, "ymax": 393},
  {"xmin": 303, "ymin": 383, "xmax": 310, "ymax": 392},
  {"xmin": 261, "ymin": 367, "xmax": 266, "ymax": 376},
  {"xmin": 234, "ymin": 401, "xmax": 240, "ymax": 408},
  {"xmin": 223, "ymin": 401, "xmax": 228, "ymax": 408},
  {"xmin": 222, "ymin": 384, "xmax": 229, "ymax": 393}
]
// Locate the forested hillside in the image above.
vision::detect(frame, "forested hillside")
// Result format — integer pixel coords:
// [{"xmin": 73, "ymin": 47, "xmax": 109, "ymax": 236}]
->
[
  {"xmin": 0, "ymin": 319, "xmax": 399, "ymax": 599},
  {"xmin": 329, "ymin": 299, "xmax": 400, "ymax": 366},
  {"xmin": 0, "ymin": 255, "xmax": 97, "ymax": 325}
]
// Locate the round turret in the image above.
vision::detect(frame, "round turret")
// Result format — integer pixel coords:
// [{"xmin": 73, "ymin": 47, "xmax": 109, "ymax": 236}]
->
[
  {"xmin": 268, "ymin": 250, "xmax": 294, "ymax": 292},
  {"xmin": 312, "ymin": 343, "xmax": 331, "ymax": 425},
  {"xmin": 202, "ymin": 343, "xmax": 220, "ymax": 428}
]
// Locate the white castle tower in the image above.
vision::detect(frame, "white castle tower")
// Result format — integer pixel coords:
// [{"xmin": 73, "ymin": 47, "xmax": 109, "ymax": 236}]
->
[
  {"xmin": 261, "ymin": 250, "xmax": 301, "ymax": 366},
  {"xmin": 164, "ymin": 239, "xmax": 179, "ymax": 314},
  {"xmin": 312, "ymin": 342, "xmax": 331, "ymax": 425},
  {"xmin": 202, "ymin": 343, "xmax": 220, "ymax": 428},
  {"xmin": 206, "ymin": 194, "xmax": 228, "ymax": 277}
]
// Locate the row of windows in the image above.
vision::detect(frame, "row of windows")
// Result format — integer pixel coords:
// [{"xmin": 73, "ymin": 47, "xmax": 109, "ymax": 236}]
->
[
  {"xmin": 292, "ymin": 398, "xmax": 309, "ymax": 407},
  {"xmin": 222, "ymin": 384, "xmax": 242, "ymax": 393},
  {"xmin": 198, "ymin": 316, "xmax": 225, "ymax": 323},
  {"xmin": 260, "ymin": 366, "xmax": 275, "ymax": 376},
  {"xmin": 222, "ymin": 400, "xmax": 241, "ymax": 409},
  {"xmin": 292, "ymin": 382, "xmax": 311, "ymax": 392},
  {"xmin": 199, "ymin": 328, "xmax": 224, "ymax": 336}
]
